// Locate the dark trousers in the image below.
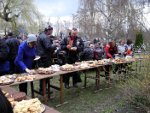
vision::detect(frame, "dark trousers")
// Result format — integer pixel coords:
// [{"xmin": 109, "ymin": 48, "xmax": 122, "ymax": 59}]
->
[
  {"xmin": 9, "ymin": 59, "xmax": 16, "ymax": 74},
  {"xmin": 19, "ymin": 83, "xmax": 27, "ymax": 94},
  {"xmin": 105, "ymin": 65, "xmax": 110, "ymax": 80},
  {"xmin": 63, "ymin": 56, "xmax": 82, "ymax": 85},
  {"xmin": 39, "ymin": 79, "xmax": 49, "ymax": 92},
  {"xmin": 63, "ymin": 72, "xmax": 82, "ymax": 85},
  {"xmin": 38, "ymin": 57, "xmax": 52, "ymax": 91}
]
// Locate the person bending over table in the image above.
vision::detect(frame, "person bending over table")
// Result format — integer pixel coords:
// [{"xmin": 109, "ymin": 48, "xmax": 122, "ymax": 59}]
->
[
  {"xmin": 105, "ymin": 41, "xmax": 118, "ymax": 80},
  {"xmin": 61, "ymin": 28, "xmax": 84, "ymax": 88},
  {"xmin": 15, "ymin": 34, "xmax": 37, "ymax": 94}
]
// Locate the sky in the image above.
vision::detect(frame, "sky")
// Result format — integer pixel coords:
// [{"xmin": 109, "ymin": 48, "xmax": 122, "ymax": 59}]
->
[
  {"xmin": 34, "ymin": 0, "xmax": 79, "ymax": 17},
  {"xmin": 33, "ymin": 0, "xmax": 150, "ymax": 29}
]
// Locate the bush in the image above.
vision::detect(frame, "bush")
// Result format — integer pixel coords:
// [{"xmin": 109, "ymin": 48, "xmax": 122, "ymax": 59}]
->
[
  {"xmin": 119, "ymin": 72, "xmax": 150, "ymax": 112},
  {"xmin": 135, "ymin": 31, "xmax": 144, "ymax": 49}
]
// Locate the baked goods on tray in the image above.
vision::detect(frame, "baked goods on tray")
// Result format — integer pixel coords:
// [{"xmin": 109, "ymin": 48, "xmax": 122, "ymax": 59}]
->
[
  {"xmin": 13, "ymin": 98, "xmax": 45, "ymax": 113},
  {"xmin": 79, "ymin": 62, "xmax": 90, "ymax": 69},
  {"xmin": 112, "ymin": 58, "xmax": 126, "ymax": 64},
  {"xmin": 15, "ymin": 75, "xmax": 35, "ymax": 82},
  {"xmin": 37, "ymin": 67, "xmax": 55, "ymax": 74},
  {"xmin": 0, "ymin": 76, "xmax": 14, "ymax": 85},
  {"xmin": 61, "ymin": 64, "xmax": 74, "ymax": 71}
]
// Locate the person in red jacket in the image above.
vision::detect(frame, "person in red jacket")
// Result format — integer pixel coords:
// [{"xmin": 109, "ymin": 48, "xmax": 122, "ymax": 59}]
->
[
  {"xmin": 105, "ymin": 41, "xmax": 118, "ymax": 59},
  {"xmin": 104, "ymin": 41, "xmax": 118, "ymax": 80}
]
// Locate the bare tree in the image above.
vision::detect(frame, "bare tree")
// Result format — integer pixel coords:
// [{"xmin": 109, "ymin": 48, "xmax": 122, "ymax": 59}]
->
[{"xmin": 74, "ymin": 0, "xmax": 150, "ymax": 42}]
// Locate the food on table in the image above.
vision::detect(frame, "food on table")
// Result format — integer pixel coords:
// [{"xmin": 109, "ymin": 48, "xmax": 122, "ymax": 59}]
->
[
  {"xmin": 2, "ymin": 90, "xmax": 18, "ymax": 107},
  {"xmin": 97, "ymin": 60, "xmax": 105, "ymax": 65},
  {"xmin": 79, "ymin": 62, "xmax": 90, "ymax": 69},
  {"xmin": 37, "ymin": 67, "xmax": 55, "ymax": 74},
  {"xmin": 87, "ymin": 60, "xmax": 98, "ymax": 67},
  {"xmin": 61, "ymin": 64, "xmax": 74, "ymax": 71},
  {"xmin": 15, "ymin": 75, "xmax": 35, "ymax": 82},
  {"xmin": 9, "ymin": 92, "xmax": 26, "ymax": 101},
  {"xmin": 51, "ymin": 64, "xmax": 60, "ymax": 72},
  {"xmin": 112, "ymin": 58, "xmax": 126, "ymax": 64},
  {"xmin": 7, "ymin": 74, "xmax": 17, "ymax": 79},
  {"xmin": 0, "ymin": 76, "xmax": 14, "ymax": 85},
  {"xmin": 75, "ymin": 62, "xmax": 81, "ymax": 65},
  {"xmin": 13, "ymin": 98, "xmax": 45, "ymax": 113},
  {"xmin": 97, "ymin": 59, "xmax": 111, "ymax": 65},
  {"xmin": 125, "ymin": 56, "xmax": 137, "ymax": 62}
]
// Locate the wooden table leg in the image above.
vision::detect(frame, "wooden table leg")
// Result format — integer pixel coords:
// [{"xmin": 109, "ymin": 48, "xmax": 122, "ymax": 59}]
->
[
  {"xmin": 56, "ymin": 75, "xmax": 68, "ymax": 107},
  {"xmin": 42, "ymin": 78, "xmax": 47, "ymax": 104},
  {"xmin": 108, "ymin": 65, "xmax": 111, "ymax": 87},
  {"xmin": 60, "ymin": 75, "xmax": 64, "ymax": 104},
  {"xmin": 84, "ymin": 71, "xmax": 87, "ymax": 88},
  {"xmin": 96, "ymin": 67, "xmax": 100, "ymax": 90},
  {"xmin": 48, "ymin": 78, "xmax": 50, "ymax": 99},
  {"xmin": 30, "ymin": 82, "xmax": 35, "ymax": 98}
]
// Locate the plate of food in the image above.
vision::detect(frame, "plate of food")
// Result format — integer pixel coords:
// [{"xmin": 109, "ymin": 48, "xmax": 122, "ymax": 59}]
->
[
  {"xmin": 0, "ymin": 76, "xmax": 14, "ymax": 85},
  {"xmin": 37, "ymin": 67, "xmax": 55, "ymax": 74},
  {"xmin": 61, "ymin": 64, "xmax": 74, "ymax": 71},
  {"xmin": 15, "ymin": 75, "xmax": 35, "ymax": 82},
  {"xmin": 13, "ymin": 98, "xmax": 45, "ymax": 113},
  {"xmin": 40, "ymin": 104, "xmax": 46, "ymax": 113}
]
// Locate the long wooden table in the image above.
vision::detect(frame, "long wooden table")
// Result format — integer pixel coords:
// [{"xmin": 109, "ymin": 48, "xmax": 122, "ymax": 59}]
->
[
  {"xmin": 0, "ymin": 87, "xmax": 60, "ymax": 113},
  {"xmin": 1, "ymin": 60, "xmax": 139, "ymax": 105}
]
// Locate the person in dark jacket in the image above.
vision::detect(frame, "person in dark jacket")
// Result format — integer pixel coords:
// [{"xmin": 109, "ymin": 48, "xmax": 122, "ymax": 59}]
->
[
  {"xmin": 0, "ymin": 39, "xmax": 10, "ymax": 76},
  {"xmin": 61, "ymin": 28, "xmax": 84, "ymax": 88},
  {"xmin": 94, "ymin": 44, "xmax": 104, "ymax": 60},
  {"xmin": 15, "ymin": 34, "xmax": 37, "ymax": 94},
  {"xmin": 36, "ymin": 26, "xmax": 58, "ymax": 92},
  {"xmin": 0, "ymin": 89, "xmax": 13, "ymax": 113},
  {"xmin": 80, "ymin": 42, "xmax": 94, "ymax": 61},
  {"xmin": 36, "ymin": 26, "xmax": 57, "ymax": 67},
  {"xmin": 6, "ymin": 32, "xmax": 20, "ymax": 74}
]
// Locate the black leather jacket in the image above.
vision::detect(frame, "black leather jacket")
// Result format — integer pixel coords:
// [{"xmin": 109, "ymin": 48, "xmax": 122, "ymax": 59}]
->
[
  {"xmin": 61, "ymin": 36, "xmax": 84, "ymax": 63},
  {"xmin": 36, "ymin": 32, "xmax": 56, "ymax": 58}
]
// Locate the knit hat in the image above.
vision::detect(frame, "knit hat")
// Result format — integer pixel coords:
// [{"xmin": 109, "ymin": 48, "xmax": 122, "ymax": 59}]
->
[{"xmin": 27, "ymin": 34, "xmax": 37, "ymax": 43}]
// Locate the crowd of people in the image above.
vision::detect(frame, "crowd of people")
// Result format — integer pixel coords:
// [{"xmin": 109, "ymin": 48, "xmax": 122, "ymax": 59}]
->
[{"xmin": 0, "ymin": 26, "xmax": 134, "ymax": 93}]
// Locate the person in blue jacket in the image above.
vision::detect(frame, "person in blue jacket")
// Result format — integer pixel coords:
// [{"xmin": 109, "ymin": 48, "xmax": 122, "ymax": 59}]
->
[
  {"xmin": 15, "ymin": 34, "xmax": 37, "ymax": 94},
  {"xmin": 0, "ymin": 39, "xmax": 10, "ymax": 76}
]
